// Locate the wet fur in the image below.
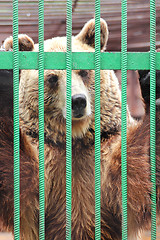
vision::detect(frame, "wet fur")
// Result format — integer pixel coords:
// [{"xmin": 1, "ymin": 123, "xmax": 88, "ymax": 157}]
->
[{"xmin": 0, "ymin": 19, "xmax": 160, "ymax": 239}]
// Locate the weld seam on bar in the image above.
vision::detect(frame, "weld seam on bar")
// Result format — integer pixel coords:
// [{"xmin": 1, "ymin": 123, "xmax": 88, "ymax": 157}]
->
[
  {"xmin": 121, "ymin": 0, "xmax": 128, "ymax": 239},
  {"xmin": 66, "ymin": 0, "xmax": 72, "ymax": 240},
  {"xmin": 150, "ymin": 0, "xmax": 157, "ymax": 239},
  {"xmin": 13, "ymin": 0, "xmax": 20, "ymax": 239},
  {"xmin": 95, "ymin": 1, "xmax": 101, "ymax": 239},
  {"xmin": 38, "ymin": 0, "xmax": 45, "ymax": 239}
]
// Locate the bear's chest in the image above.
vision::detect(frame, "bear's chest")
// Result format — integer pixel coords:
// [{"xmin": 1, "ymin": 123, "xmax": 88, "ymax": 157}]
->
[{"xmin": 44, "ymin": 143, "xmax": 96, "ymax": 239}]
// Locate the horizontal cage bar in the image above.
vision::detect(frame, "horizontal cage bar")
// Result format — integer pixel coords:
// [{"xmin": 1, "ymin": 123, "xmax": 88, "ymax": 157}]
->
[{"xmin": 1, "ymin": 52, "xmax": 160, "ymax": 70}]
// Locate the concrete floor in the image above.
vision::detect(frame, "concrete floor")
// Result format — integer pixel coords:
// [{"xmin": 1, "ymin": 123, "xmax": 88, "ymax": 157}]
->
[
  {"xmin": 0, "ymin": 233, "xmax": 13, "ymax": 240},
  {"xmin": 141, "ymin": 228, "xmax": 160, "ymax": 239}
]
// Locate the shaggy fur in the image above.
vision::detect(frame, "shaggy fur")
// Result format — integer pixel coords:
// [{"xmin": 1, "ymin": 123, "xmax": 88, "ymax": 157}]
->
[{"xmin": 0, "ymin": 19, "xmax": 160, "ymax": 240}]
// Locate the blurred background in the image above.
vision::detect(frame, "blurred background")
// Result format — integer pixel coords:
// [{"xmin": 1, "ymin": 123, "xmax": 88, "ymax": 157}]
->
[
  {"xmin": 0, "ymin": 0, "xmax": 160, "ymax": 239},
  {"xmin": 1, "ymin": 0, "xmax": 160, "ymax": 51}
]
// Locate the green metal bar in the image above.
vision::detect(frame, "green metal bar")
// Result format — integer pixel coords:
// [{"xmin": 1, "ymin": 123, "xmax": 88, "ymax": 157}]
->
[
  {"xmin": 121, "ymin": 0, "xmax": 128, "ymax": 239},
  {"xmin": 95, "ymin": 1, "xmax": 101, "ymax": 239},
  {"xmin": 13, "ymin": 0, "xmax": 20, "ymax": 239},
  {"xmin": 38, "ymin": 0, "xmax": 45, "ymax": 239},
  {"xmin": 150, "ymin": 0, "xmax": 156, "ymax": 239},
  {"xmin": 66, "ymin": 0, "xmax": 72, "ymax": 239},
  {"xmin": 1, "ymin": 52, "xmax": 160, "ymax": 70}
]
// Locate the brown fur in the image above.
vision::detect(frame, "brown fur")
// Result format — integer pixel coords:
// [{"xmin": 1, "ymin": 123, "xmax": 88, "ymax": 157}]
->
[{"xmin": 0, "ymin": 19, "xmax": 160, "ymax": 239}]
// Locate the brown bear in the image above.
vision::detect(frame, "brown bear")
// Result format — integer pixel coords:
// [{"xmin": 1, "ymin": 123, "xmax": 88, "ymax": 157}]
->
[{"xmin": 0, "ymin": 18, "xmax": 160, "ymax": 240}]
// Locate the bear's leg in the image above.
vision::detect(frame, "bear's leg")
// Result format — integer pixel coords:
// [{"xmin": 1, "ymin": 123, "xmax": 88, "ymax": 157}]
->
[
  {"xmin": 0, "ymin": 117, "xmax": 39, "ymax": 239},
  {"xmin": 101, "ymin": 108, "xmax": 160, "ymax": 239}
]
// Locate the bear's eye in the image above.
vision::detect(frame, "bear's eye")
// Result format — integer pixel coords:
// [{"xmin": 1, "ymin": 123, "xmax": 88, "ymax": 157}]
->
[
  {"xmin": 78, "ymin": 70, "xmax": 88, "ymax": 78},
  {"xmin": 47, "ymin": 75, "xmax": 59, "ymax": 86}
]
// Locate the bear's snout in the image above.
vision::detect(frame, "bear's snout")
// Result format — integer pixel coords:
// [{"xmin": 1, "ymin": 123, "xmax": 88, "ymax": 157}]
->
[{"xmin": 72, "ymin": 94, "xmax": 87, "ymax": 119}]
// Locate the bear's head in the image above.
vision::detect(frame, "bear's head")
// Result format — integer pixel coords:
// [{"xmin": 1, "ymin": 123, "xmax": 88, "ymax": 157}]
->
[{"xmin": 3, "ymin": 19, "xmax": 123, "ymax": 144}]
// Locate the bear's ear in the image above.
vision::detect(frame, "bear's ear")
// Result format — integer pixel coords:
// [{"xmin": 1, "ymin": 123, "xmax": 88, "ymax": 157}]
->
[
  {"xmin": 75, "ymin": 18, "xmax": 108, "ymax": 51},
  {"xmin": 2, "ymin": 34, "xmax": 34, "ymax": 51}
]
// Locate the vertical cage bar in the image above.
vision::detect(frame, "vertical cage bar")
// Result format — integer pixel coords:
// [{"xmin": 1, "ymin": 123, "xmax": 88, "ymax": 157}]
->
[
  {"xmin": 150, "ymin": 0, "xmax": 156, "ymax": 239},
  {"xmin": 95, "ymin": 0, "xmax": 101, "ymax": 239},
  {"xmin": 13, "ymin": 0, "xmax": 20, "ymax": 239},
  {"xmin": 38, "ymin": 0, "xmax": 45, "ymax": 239},
  {"xmin": 121, "ymin": 0, "xmax": 128, "ymax": 239},
  {"xmin": 66, "ymin": 0, "xmax": 72, "ymax": 239}
]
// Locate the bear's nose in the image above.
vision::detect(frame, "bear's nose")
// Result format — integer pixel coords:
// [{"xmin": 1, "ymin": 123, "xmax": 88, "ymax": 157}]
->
[{"xmin": 72, "ymin": 94, "xmax": 87, "ymax": 113}]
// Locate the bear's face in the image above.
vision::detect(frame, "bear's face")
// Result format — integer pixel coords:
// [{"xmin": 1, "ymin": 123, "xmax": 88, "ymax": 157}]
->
[
  {"xmin": 43, "ymin": 69, "xmax": 92, "ymax": 120},
  {"xmin": 19, "ymin": 36, "xmax": 97, "ymax": 140},
  {"xmin": 20, "ymin": 67, "xmax": 94, "ymax": 140},
  {"xmin": 3, "ymin": 19, "xmax": 123, "ymax": 143}
]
